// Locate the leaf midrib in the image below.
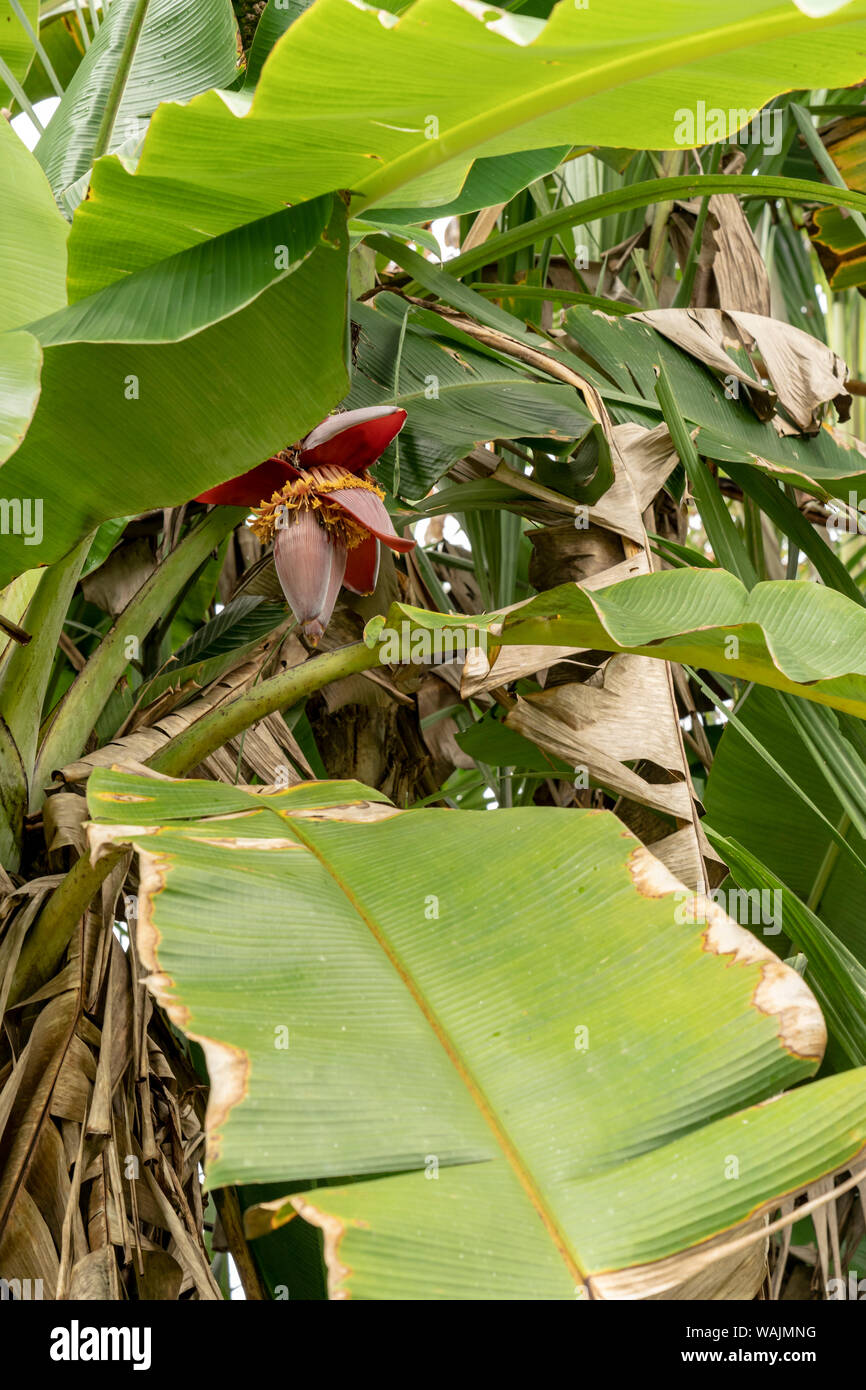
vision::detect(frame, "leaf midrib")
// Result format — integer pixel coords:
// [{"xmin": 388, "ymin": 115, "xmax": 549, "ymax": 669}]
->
[
  {"xmin": 284, "ymin": 812, "xmax": 587, "ymax": 1286},
  {"xmin": 353, "ymin": 6, "xmax": 850, "ymax": 211},
  {"xmin": 90, "ymin": 0, "xmax": 153, "ymax": 166}
]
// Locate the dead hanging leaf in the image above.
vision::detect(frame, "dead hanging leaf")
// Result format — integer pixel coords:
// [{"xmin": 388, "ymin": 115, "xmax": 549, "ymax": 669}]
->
[
  {"xmin": 506, "ymin": 654, "xmax": 694, "ymax": 821},
  {"xmin": 417, "ymin": 674, "xmax": 474, "ymax": 770},
  {"xmin": 197, "ymin": 710, "xmax": 313, "ymax": 786},
  {"xmin": 86, "ymin": 939, "xmax": 133, "ymax": 1139},
  {"xmin": 700, "ymin": 194, "xmax": 771, "ymax": 315},
  {"xmin": 461, "ymin": 553, "xmax": 647, "ymax": 699},
  {"xmin": 31, "ymin": 1119, "xmax": 86, "ymax": 1248},
  {"xmin": 1, "ymin": 780, "xmax": 219, "ymax": 1298},
  {"xmin": 669, "ymin": 154, "xmax": 772, "ymax": 316},
  {"xmin": 57, "ymin": 660, "xmax": 268, "ymax": 785},
  {"xmin": 461, "ymin": 641, "xmax": 580, "ymax": 699},
  {"xmin": 43, "ymin": 790, "xmax": 89, "ymax": 860},
  {"xmin": 528, "ymin": 518, "xmax": 624, "ymax": 590},
  {"xmin": 80, "ymin": 539, "xmax": 156, "ymax": 617},
  {"xmin": 634, "ymin": 307, "xmax": 851, "ymax": 432},
  {"xmin": 0, "ymin": 989, "xmax": 79, "ymax": 1236},
  {"xmin": 68, "ymin": 1245, "xmax": 123, "ymax": 1299},
  {"xmin": 0, "ymin": 1185, "xmax": 60, "ymax": 1296},
  {"xmin": 133, "ymin": 1247, "xmax": 185, "ymax": 1300},
  {"xmin": 49, "ymin": 1030, "xmax": 96, "ymax": 1128},
  {"xmin": 505, "ymin": 654, "xmax": 723, "ymax": 885},
  {"xmin": 597, "ymin": 422, "xmax": 680, "ymax": 528}
]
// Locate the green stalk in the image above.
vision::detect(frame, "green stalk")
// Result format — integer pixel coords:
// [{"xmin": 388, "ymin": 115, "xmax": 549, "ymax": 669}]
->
[
  {"xmin": 0, "ymin": 534, "xmax": 93, "ymax": 783},
  {"xmin": 71, "ymin": 0, "xmax": 91, "ymax": 49},
  {"xmin": 471, "ymin": 284, "xmax": 631, "ymax": 312},
  {"xmin": 0, "ymin": 53, "xmax": 45, "ymax": 131},
  {"xmin": 147, "ymin": 639, "xmax": 383, "ymax": 777},
  {"xmin": 90, "ymin": 0, "xmax": 151, "ymax": 164},
  {"xmin": 438, "ymin": 176, "xmax": 866, "ymax": 281},
  {"xmin": 33, "ymin": 507, "xmax": 242, "ymax": 807},
  {"xmin": 806, "ymin": 817, "xmax": 849, "ymax": 916},
  {"xmin": 630, "ymin": 248, "xmax": 659, "ymax": 309},
  {"xmin": 646, "ymin": 150, "xmax": 681, "ymax": 288},
  {"xmin": 743, "ymin": 495, "xmax": 767, "ymax": 582},
  {"xmin": 9, "ymin": 0, "xmax": 65, "ymax": 97},
  {"xmin": 654, "ymin": 361, "xmax": 757, "ymax": 587}
]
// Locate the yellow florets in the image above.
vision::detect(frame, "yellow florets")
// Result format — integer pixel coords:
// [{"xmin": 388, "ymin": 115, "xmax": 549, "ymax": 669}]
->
[{"xmin": 249, "ymin": 470, "xmax": 384, "ymax": 549}]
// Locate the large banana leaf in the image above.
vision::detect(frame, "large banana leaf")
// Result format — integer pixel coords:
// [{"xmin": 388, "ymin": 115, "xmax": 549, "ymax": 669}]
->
[
  {"xmin": 397, "ymin": 567, "xmax": 866, "ymax": 718},
  {"xmin": 0, "ymin": 0, "xmax": 39, "ymax": 105},
  {"xmin": 369, "ymin": 145, "xmax": 570, "ymax": 226},
  {"xmin": 87, "ymin": 766, "xmax": 866, "ymax": 1299},
  {"xmin": 0, "ymin": 123, "xmax": 66, "ymax": 470},
  {"xmin": 0, "ymin": 195, "xmax": 349, "ymax": 585},
  {"xmin": 243, "ymin": 0, "xmax": 311, "ymax": 90},
  {"xmin": 348, "ymin": 296, "xmax": 593, "ymax": 497},
  {"xmin": 65, "ymin": 0, "xmax": 866, "ymax": 294},
  {"xmin": 0, "ymin": 117, "xmax": 68, "ymax": 333},
  {"xmin": 34, "ymin": 0, "xmax": 241, "ymax": 197},
  {"xmin": 0, "ymin": 331, "xmax": 41, "ymax": 463}
]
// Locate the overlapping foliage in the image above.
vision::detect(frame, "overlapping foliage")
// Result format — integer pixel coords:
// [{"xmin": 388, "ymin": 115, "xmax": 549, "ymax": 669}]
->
[{"xmin": 2, "ymin": 0, "xmax": 866, "ymax": 1302}]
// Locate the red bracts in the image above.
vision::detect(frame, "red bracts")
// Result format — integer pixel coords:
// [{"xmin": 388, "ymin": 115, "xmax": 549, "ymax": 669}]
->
[{"xmin": 196, "ymin": 406, "xmax": 412, "ymax": 641}]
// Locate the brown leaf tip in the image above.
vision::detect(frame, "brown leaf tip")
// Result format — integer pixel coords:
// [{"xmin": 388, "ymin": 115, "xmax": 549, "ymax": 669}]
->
[
  {"xmin": 289, "ymin": 1197, "xmax": 352, "ymax": 1299},
  {"xmin": 627, "ymin": 846, "xmax": 825, "ymax": 1062}
]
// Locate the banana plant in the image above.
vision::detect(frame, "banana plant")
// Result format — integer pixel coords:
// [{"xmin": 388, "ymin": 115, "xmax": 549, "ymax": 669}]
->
[{"xmin": 3, "ymin": 0, "xmax": 866, "ymax": 1308}]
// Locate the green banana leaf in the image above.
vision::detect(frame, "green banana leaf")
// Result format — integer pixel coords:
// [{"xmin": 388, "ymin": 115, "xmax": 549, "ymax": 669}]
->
[
  {"xmin": 395, "ymin": 567, "xmax": 866, "ymax": 718},
  {"xmin": 0, "ymin": 0, "xmax": 39, "ymax": 105},
  {"xmin": 704, "ymin": 685, "xmax": 866, "ymax": 960},
  {"xmin": 21, "ymin": 1, "xmax": 93, "ymax": 107},
  {"xmin": 564, "ymin": 305, "xmax": 866, "ymax": 500},
  {"xmin": 368, "ymin": 146, "xmax": 570, "ymax": 226},
  {"xmin": 348, "ymin": 295, "xmax": 594, "ymax": 497},
  {"xmin": 0, "ymin": 195, "xmax": 348, "ymax": 585},
  {"xmin": 87, "ymin": 765, "xmax": 866, "ymax": 1299},
  {"xmin": 34, "ymin": 0, "xmax": 241, "ymax": 197},
  {"xmin": 0, "ymin": 330, "xmax": 42, "ymax": 463},
  {"xmin": 0, "ymin": 117, "xmax": 68, "ymax": 333},
  {"xmin": 65, "ymin": 0, "xmax": 866, "ymax": 294},
  {"xmin": 243, "ymin": 0, "xmax": 311, "ymax": 90}
]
